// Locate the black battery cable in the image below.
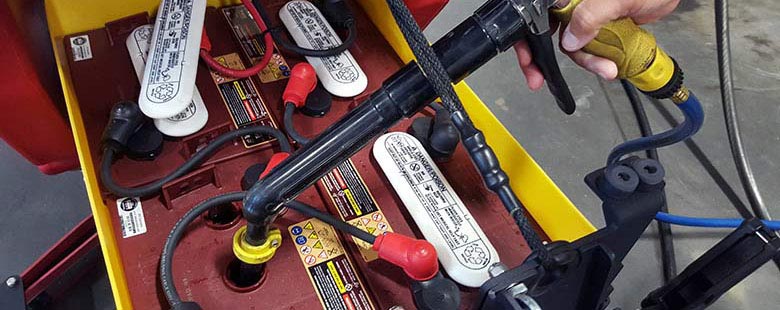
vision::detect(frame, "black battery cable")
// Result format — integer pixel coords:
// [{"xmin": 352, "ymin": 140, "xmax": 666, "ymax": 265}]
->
[
  {"xmin": 254, "ymin": 0, "xmax": 357, "ymax": 58},
  {"xmin": 99, "ymin": 102, "xmax": 291, "ymax": 198},
  {"xmin": 159, "ymin": 192, "xmax": 374, "ymax": 309}
]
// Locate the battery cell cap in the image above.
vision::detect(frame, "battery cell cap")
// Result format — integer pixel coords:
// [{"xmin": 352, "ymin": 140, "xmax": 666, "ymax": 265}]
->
[
  {"xmin": 138, "ymin": 0, "xmax": 207, "ymax": 119},
  {"xmin": 373, "ymin": 132, "xmax": 501, "ymax": 287},
  {"xmin": 126, "ymin": 24, "xmax": 209, "ymax": 137},
  {"xmin": 279, "ymin": 1, "xmax": 368, "ymax": 97}
]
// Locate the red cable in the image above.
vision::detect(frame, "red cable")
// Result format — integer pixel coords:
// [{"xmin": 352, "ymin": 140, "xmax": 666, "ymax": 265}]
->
[{"xmin": 200, "ymin": 0, "xmax": 275, "ymax": 78}]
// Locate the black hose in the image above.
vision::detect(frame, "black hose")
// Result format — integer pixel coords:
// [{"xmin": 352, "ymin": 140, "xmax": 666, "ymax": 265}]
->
[
  {"xmin": 714, "ymin": 0, "xmax": 772, "ymax": 221},
  {"xmin": 622, "ymin": 80, "xmax": 677, "ymax": 283},
  {"xmin": 101, "ymin": 126, "xmax": 290, "ymax": 198},
  {"xmin": 385, "ymin": 0, "xmax": 549, "ymax": 261},
  {"xmin": 254, "ymin": 0, "xmax": 357, "ymax": 58},
  {"xmin": 284, "ymin": 103, "xmax": 311, "ymax": 146},
  {"xmin": 160, "ymin": 192, "xmax": 246, "ymax": 307},
  {"xmin": 285, "ymin": 201, "xmax": 376, "ymax": 244}
]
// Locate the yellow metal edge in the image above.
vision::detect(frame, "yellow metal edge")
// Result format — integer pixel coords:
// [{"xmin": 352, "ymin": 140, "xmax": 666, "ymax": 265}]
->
[
  {"xmin": 44, "ymin": 2, "xmax": 134, "ymax": 309},
  {"xmin": 356, "ymin": 0, "xmax": 596, "ymax": 241}
]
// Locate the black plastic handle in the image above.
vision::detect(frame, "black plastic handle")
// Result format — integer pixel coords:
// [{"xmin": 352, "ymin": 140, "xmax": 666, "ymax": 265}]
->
[{"xmin": 527, "ymin": 33, "xmax": 577, "ymax": 114}]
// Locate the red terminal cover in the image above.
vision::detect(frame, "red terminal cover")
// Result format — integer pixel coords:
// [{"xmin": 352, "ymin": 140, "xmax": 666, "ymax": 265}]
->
[
  {"xmin": 372, "ymin": 232, "xmax": 439, "ymax": 281},
  {"xmin": 282, "ymin": 63, "xmax": 318, "ymax": 108},
  {"xmin": 259, "ymin": 152, "xmax": 291, "ymax": 179}
]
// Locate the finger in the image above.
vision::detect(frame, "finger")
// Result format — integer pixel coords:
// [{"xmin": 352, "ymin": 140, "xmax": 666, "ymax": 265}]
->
[
  {"xmin": 633, "ymin": 0, "xmax": 681, "ymax": 24},
  {"xmin": 514, "ymin": 41, "xmax": 533, "ymax": 67},
  {"xmin": 514, "ymin": 42, "xmax": 545, "ymax": 90},
  {"xmin": 521, "ymin": 63, "xmax": 545, "ymax": 91},
  {"xmin": 560, "ymin": 0, "xmax": 637, "ymax": 52},
  {"xmin": 566, "ymin": 50, "xmax": 618, "ymax": 80}
]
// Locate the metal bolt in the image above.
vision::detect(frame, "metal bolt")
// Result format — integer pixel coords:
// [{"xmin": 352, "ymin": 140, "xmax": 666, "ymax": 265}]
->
[
  {"xmin": 488, "ymin": 262, "xmax": 508, "ymax": 278},
  {"xmin": 508, "ymin": 283, "xmax": 541, "ymax": 310},
  {"xmin": 5, "ymin": 276, "xmax": 17, "ymax": 288},
  {"xmin": 508, "ymin": 283, "xmax": 529, "ymax": 296}
]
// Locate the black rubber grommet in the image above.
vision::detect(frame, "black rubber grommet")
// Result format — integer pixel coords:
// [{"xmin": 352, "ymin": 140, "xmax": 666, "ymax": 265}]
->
[
  {"xmin": 630, "ymin": 158, "xmax": 665, "ymax": 187},
  {"xmin": 600, "ymin": 165, "xmax": 640, "ymax": 198}
]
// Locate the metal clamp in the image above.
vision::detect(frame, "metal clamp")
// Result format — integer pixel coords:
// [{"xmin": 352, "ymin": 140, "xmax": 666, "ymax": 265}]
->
[{"xmin": 511, "ymin": 0, "xmax": 553, "ymax": 34}]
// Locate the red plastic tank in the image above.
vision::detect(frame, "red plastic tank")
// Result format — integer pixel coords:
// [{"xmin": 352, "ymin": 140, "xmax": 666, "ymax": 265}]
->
[
  {"xmin": 405, "ymin": 0, "xmax": 449, "ymax": 29},
  {"xmin": 1, "ymin": 0, "xmax": 78, "ymax": 174}
]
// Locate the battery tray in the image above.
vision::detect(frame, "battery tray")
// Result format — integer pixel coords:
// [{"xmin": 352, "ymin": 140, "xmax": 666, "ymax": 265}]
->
[{"xmin": 62, "ymin": 1, "xmax": 535, "ymax": 308}]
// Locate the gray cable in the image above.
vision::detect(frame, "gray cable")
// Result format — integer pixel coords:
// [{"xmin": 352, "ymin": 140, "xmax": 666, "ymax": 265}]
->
[{"xmin": 715, "ymin": 0, "xmax": 772, "ymax": 220}]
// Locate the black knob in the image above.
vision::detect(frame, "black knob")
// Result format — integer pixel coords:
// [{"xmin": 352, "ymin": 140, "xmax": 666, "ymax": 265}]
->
[{"xmin": 409, "ymin": 104, "xmax": 459, "ymax": 160}]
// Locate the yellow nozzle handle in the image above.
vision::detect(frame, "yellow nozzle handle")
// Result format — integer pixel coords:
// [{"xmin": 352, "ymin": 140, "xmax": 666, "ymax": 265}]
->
[{"xmin": 552, "ymin": 0, "xmax": 675, "ymax": 92}]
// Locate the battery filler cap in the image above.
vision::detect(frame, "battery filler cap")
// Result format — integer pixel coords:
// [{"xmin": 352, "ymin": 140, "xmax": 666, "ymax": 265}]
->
[
  {"xmin": 373, "ymin": 232, "xmax": 439, "ymax": 281},
  {"xmin": 283, "ymin": 63, "xmax": 318, "ymax": 108}
]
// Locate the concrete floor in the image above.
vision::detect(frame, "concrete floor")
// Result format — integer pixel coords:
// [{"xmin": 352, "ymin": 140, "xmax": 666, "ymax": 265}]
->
[
  {"xmin": 427, "ymin": 0, "xmax": 780, "ymax": 308},
  {"xmin": 2, "ymin": 0, "xmax": 779, "ymax": 308}
]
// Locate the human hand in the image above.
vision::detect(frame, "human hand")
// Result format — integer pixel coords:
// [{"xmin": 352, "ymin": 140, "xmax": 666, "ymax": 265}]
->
[{"xmin": 515, "ymin": 0, "xmax": 680, "ymax": 91}]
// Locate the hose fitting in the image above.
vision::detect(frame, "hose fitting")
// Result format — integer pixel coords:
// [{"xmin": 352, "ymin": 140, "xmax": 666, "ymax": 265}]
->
[{"xmin": 553, "ymin": 0, "xmax": 682, "ymax": 98}]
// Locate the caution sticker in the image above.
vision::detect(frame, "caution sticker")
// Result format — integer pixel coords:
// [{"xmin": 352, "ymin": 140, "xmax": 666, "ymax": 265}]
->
[
  {"xmin": 221, "ymin": 5, "xmax": 290, "ymax": 83},
  {"xmin": 69, "ymin": 35, "xmax": 93, "ymax": 62},
  {"xmin": 209, "ymin": 53, "xmax": 278, "ymax": 148},
  {"xmin": 116, "ymin": 197, "xmax": 147, "ymax": 238},
  {"xmin": 320, "ymin": 160, "xmax": 393, "ymax": 261},
  {"xmin": 289, "ymin": 218, "xmax": 375, "ymax": 310}
]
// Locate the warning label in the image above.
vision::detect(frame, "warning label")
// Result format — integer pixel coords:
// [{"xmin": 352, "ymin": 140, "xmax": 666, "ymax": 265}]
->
[
  {"xmin": 221, "ymin": 5, "xmax": 290, "ymax": 83},
  {"xmin": 69, "ymin": 35, "xmax": 93, "ymax": 62},
  {"xmin": 116, "ymin": 197, "xmax": 147, "ymax": 238},
  {"xmin": 321, "ymin": 161, "xmax": 379, "ymax": 221},
  {"xmin": 289, "ymin": 219, "xmax": 375, "ymax": 310},
  {"xmin": 320, "ymin": 160, "xmax": 392, "ymax": 261},
  {"xmin": 209, "ymin": 53, "xmax": 278, "ymax": 148}
]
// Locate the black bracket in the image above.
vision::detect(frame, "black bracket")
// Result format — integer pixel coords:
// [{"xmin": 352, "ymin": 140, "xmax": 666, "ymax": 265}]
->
[
  {"xmin": 478, "ymin": 156, "xmax": 780, "ymax": 310},
  {"xmin": 642, "ymin": 219, "xmax": 780, "ymax": 309},
  {"xmin": 478, "ymin": 156, "xmax": 666, "ymax": 310}
]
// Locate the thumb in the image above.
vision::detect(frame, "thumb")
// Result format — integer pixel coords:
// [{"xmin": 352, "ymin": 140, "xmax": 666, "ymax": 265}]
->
[{"xmin": 560, "ymin": 0, "xmax": 636, "ymax": 52}]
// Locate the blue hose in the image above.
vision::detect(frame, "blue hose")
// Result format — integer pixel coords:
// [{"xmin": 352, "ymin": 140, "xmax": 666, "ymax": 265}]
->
[
  {"xmin": 607, "ymin": 91, "xmax": 705, "ymax": 166},
  {"xmin": 656, "ymin": 212, "xmax": 780, "ymax": 230}
]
